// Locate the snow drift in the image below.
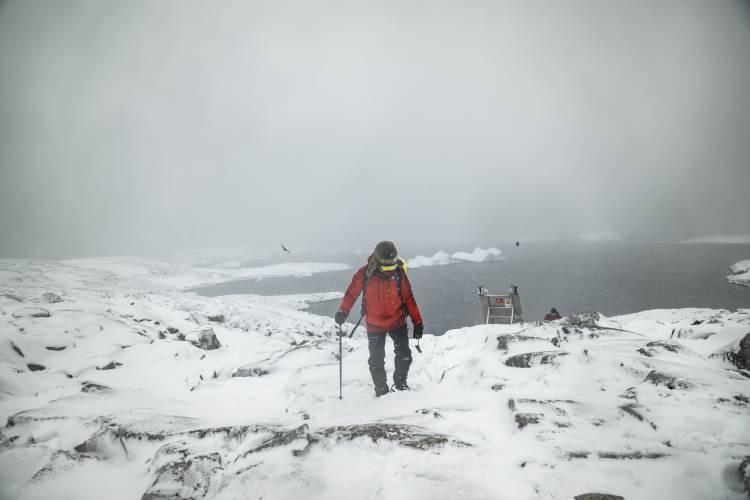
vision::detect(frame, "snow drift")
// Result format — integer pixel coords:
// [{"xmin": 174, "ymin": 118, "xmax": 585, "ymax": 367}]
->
[{"xmin": 407, "ymin": 247, "xmax": 504, "ymax": 269}]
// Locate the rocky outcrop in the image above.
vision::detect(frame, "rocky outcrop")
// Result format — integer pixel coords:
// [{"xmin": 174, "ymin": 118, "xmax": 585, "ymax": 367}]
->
[
  {"xmin": 232, "ymin": 366, "xmax": 269, "ymax": 377},
  {"xmin": 637, "ymin": 341, "xmax": 686, "ymax": 357},
  {"xmin": 311, "ymin": 423, "xmax": 471, "ymax": 451},
  {"xmin": 562, "ymin": 312, "xmax": 601, "ymax": 329},
  {"xmin": 574, "ymin": 494, "xmax": 625, "ymax": 500},
  {"xmin": 141, "ymin": 452, "xmax": 222, "ymax": 500},
  {"xmin": 644, "ymin": 370, "xmax": 693, "ymax": 390},
  {"xmin": 619, "ymin": 403, "xmax": 657, "ymax": 430},
  {"xmin": 206, "ymin": 314, "xmax": 225, "ymax": 323},
  {"xmin": 188, "ymin": 328, "xmax": 221, "ymax": 350},
  {"xmin": 41, "ymin": 292, "xmax": 64, "ymax": 303},
  {"xmin": 505, "ymin": 351, "xmax": 569, "ymax": 368},
  {"xmin": 97, "ymin": 361, "xmax": 123, "ymax": 370},
  {"xmin": 12, "ymin": 307, "xmax": 50, "ymax": 318},
  {"xmin": 567, "ymin": 450, "xmax": 667, "ymax": 460},
  {"xmin": 31, "ymin": 450, "xmax": 102, "ymax": 481}
]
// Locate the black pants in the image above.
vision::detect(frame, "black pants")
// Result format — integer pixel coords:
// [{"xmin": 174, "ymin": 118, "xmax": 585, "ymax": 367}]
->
[{"xmin": 367, "ymin": 325, "xmax": 412, "ymax": 395}]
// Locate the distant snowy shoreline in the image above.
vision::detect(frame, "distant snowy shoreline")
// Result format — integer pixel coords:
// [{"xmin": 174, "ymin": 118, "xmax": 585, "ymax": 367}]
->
[
  {"xmin": 407, "ymin": 247, "xmax": 504, "ymax": 269},
  {"xmin": 680, "ymin": 234, "xmax": 750, "ymax": 244}
]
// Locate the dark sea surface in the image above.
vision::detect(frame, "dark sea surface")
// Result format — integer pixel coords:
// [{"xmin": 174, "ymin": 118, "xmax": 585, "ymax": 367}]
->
[{"xmin": 193, "ymin": 243, "xmax": 750, "ymax": 335}]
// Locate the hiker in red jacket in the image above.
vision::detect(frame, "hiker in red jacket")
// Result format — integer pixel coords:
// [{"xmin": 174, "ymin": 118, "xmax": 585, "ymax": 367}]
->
[{"xmin": 335, "ymin": 241, "xmax": 423, "ymax": 397}]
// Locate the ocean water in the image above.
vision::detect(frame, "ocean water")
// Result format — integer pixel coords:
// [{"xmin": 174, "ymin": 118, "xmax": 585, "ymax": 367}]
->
[{"xmin": 193, "ymin": 242, "xmax": 750, "ymax": 335}]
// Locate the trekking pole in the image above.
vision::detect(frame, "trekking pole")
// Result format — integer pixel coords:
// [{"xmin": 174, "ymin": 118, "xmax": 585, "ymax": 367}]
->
[{"xmin": 338, "ymin": 324, "xmax": 343, "ymax": 400}]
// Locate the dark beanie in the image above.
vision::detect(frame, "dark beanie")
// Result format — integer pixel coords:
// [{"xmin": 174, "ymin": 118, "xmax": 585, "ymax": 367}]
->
[{"xmin": 373, "ymin": 241, "xmax": 398, "ymax": 264}]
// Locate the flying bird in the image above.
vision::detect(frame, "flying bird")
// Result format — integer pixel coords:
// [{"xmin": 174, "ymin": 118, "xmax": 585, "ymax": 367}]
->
[{"xmin": 281, "ymin": 243, "xmax": 291, "ymax": 253}]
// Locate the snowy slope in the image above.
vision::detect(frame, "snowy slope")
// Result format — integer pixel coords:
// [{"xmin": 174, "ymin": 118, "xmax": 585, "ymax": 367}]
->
[{"xmin": 1, "ymin": 259, "xmax": 749, "ymax": 500}]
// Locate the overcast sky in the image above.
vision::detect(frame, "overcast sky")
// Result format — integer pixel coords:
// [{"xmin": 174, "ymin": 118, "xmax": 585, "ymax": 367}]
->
[{"xmin": 1, "ymin": 0, "xmax": 749, "ymax": 259}]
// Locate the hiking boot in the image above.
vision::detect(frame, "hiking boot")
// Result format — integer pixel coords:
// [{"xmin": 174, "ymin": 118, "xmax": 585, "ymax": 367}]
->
[
  {"xmin": 391, "ymin": 382, "xmax": 410, "ymax": 392},
  {"xmin": 374, "ymin": 385, "xmax": 390, "ymax": 397}
]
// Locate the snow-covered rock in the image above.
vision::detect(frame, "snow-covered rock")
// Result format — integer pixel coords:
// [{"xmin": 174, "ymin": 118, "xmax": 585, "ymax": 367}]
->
[
  {"xmin": 728, "ymin": 260, "xmax": 750, "ymax": 287},
  {"xmin": 187, "ymin": 328, "xmax": 222, "ymax": 350},
  {"xmin": 0, "ymin": 258, "xmax": 749, "ymax": 500}
]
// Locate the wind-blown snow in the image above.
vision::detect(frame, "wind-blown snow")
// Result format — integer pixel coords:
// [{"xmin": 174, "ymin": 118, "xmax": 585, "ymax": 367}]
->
[
  {"xmin": 728, "ymin": 260, "xmax": 750, "ymax": 287},
  {"xmin": 407, "ymin": 247, "xmax": 504, "ymax": 269},
  {"xmin": 579, "ymin": 230, "xmax": 624, "ymax": 242},
  {"xmin": 1, "ymin": 258, "xmax": 749, "ymax": 500},
  {"xmin": 680, "ymin": 234, "xmax": 750, "ymax": 244}
]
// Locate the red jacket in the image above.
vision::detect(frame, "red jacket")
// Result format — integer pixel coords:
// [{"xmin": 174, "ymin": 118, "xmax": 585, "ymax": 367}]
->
[{"xmin": 339, "ymin": 265, "xmax": 422, "ymax": 333}]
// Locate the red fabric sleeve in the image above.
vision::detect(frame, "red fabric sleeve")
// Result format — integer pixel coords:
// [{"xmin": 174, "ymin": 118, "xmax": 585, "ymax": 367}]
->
[
  {"xmin": 338, "ymin": 265, "xmax": 367, "ymax": 315},
  {"xmin": 400, "ymin": 273, "xmax": 423, "ymax": 326}
]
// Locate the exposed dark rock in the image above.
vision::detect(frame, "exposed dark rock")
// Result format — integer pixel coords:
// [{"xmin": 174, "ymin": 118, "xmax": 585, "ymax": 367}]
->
[
  {"xmin": 158, "ymin": 332, "xmax": 166, "ymax": 339},
  {"xmin": 12, "ymin": 307, "xmax": 51, "ymax": 318},
  {"xmin": 620, "ymin": 387, "xmax": 638, "ymax": 401},
  {"xmin": 10, "ymin": 341, "xmax": 24, "ymax": 357},
  {"xmin": 141, "ymin": 452, "xmax": 222, "ymax": 500},
  {"xmin": 1, "ymin": 293, "xmax": 23, "ymax": 302},
  {"xmin": 97, "ymin": 361, "xmax": 123, "ymax": 370},
  {"xmin": 567, "ymin": 451, "xmax": 667, "ymax": 460},
  {"xmin": 735, "ymin": 394, "xmax": 749, "ymax": 404},
  {"xmin": 490, "ymin": 383, "xmax": 505, "ymax": 391},
  {"xmin": 598, "ymin": 451, "xmax": 667, "ymax": 460},
  {"xmin": 189, "ymin": 328, "xmax": 221, "ymax": 350},
  {"xmin": 575, "ymin": 494, "xmax": 625, "ymax": 500},
  {"xmin": 644, "ymin": 370, "xmax": 693, "ymax": 390},
  {"xmin": 637, "ymin": 341, "xmax": 685, "ymax": 357},
  {"xmin": 739, "ymin": 456, "xmax": 750, "ymax": 496},
  {"xmin": 505, "ymin": 351, "xmax": 570, "ymax": 368},
  {"xmin": 232, "ymin": 366, "xmax": 269, "ymax": 377},
  {"xmin": 167, "ymin": 327, "xmax": 180, "ymax": 334},
  {"xmin": 415, "ymin": 408, "xmax": 444, "ymax": 419},
  {"xmin": 311, "ymin": 423, "xmax": 471, "ymax": 451},
  {"xmin": 27, "ymin": 363, "xmax": 45, "ymax": 372},
  {"xmin": 496, "ymin": 334, "xmax": 549, "ymax": 352},
  {"xmin": 515, "ymin": 413, "xmax": 543, "ymax": 429},
  {"xmin": 619, "ymin": 403, "xmax": 657, "ymax": 430},
  {"xmin": 207, "ymin": 314, "xmax": 226, "ymax": 323},
  {"xmin": 737, "ymin": 334, "xmax": 750, "ymax": 370},
  {"xmin": 45, "ymin": 345, "xmax": 67, "ymax": 351},
  {"xmin": 81, "ymin": 381, "xmax": 111, "ymax": 393},
  {"xmin": 710, "ymin": 347, "xmax": 737, "ymax": 365},
  {"xmin": 562, "ymin": 312, "xmax": 601, "ymax": 329},
  {"xmin": 41, "ymin": 292, "xmax": 63, "ymax": 303},
  {"xmin": 241, "ymin": 424, "xmax": 309, "ymax": 458}
]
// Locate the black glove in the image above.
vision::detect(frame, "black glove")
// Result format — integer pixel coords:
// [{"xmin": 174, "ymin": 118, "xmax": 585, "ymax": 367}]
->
[
  {"xmin": 334, "ymin": 310, "xmax": 348, "ymax": 326},
  {"xmin": 413, "ymin": 323, "xmax": 423, "ymax": 339}
]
